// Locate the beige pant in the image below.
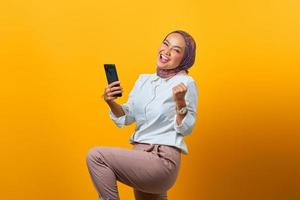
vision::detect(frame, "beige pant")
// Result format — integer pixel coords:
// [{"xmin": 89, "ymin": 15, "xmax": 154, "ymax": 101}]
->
[{"xmin": 86, "ymin": 142, "xmax": 182, "ymax": 200}]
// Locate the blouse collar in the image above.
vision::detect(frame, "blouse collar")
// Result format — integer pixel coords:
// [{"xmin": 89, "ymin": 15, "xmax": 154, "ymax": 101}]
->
[{"xmin": 151, "ymin": 73, "xmax": 173, "ymax": 83}]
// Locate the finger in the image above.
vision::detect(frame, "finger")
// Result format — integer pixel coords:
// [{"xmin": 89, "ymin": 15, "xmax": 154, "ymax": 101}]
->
[
  {"xmin": 178, "ymin": 84, "xmax": 187, "ymax": 92},
  {"xmin": 173, "ymin": 83, "xmax": 184, "ymax": 91},
  {"xmin": 108, "ymin": 81, "xmax": 121, "ymax": 87},
  {"xmin": 180, "ymin": 82, "xmax": 186, "ymax": 87},
  {"xmin": 172, "ymin": 88, "xmax": 176, "ymax": 94},
  {"xmin": 105, "ymin": 89, "xmax": 113, "ymax": 96},
  {"xmin": 109, "ymin": 90, "xmax": 123, "ymax": 96},
  {"xmin": 178, "ymin": 86, "xmax": 186, "ymax": 93},
  {"xmin": 106, "ymin": 96, "xmax": 117, "ymax": 101},
  {"xmin": 175, "ymin": 85, "xmax": 184, "ymax": 93},
  {"xmin": 173, "ymin": 85, "xmax": 182, "ymax": 90},
  {"xmin": 105, "ymin": 87, "xmax": 110, "ymax": 93},
  {"xmin": 175, "ymin": 89, "xmax": 181, "ymax": 94},
  {"xmin": 172, "ymin": 87, "xmax": 178, "ymax": 94},
  {"xmin": 179, "ymin": 82, "xmax": 187, "ymax": 89},
  {"xmin": 110, "ymin": 86, "xmax": 122, "ymax": 92},
  {"xmin": 105, "ymin": 86, "xmax": 110, "ymax": 92}
]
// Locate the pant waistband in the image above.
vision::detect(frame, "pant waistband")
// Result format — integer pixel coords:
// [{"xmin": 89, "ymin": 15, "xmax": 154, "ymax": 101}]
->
[{"xmin": 132, "ymin": 142, "xmax": 181, "ymax": 154}]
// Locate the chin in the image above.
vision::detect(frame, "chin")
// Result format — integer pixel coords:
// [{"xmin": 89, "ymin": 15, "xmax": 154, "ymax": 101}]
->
[
  {"xmin": 157, "ymin": 65, "xmax": 169, "ymax": 70},
  {"xmin": 156, "ymin": 62, "xmax": 164, "ymax": 69},
  {"xmin": 157, "ymin": 62, "xmax": 173, "ymax": 69},
  {"xmin": 157, "ymin": 65, "xmax": 177, "ymax": 70}
]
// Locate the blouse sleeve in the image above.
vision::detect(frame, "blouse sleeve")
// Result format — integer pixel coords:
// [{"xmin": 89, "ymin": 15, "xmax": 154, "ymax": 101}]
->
[
  {"xmin": 173, "ymin": 81, "xmax": 199, "ymax": 136},
  {"xmin": 108, "ymin": 75, "xmax": 142, "ymax": 128}
]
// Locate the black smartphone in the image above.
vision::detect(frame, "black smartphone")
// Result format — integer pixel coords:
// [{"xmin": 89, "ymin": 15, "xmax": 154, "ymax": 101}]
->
[{"xmin": 104, "ymin": 64, "xmax": 122, "ymax": 97}]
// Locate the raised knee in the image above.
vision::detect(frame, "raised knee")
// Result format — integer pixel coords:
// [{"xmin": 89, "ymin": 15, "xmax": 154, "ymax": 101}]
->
[{"xmin": 86, "ymin": 146, "xmax": 103, "ymax": 163}]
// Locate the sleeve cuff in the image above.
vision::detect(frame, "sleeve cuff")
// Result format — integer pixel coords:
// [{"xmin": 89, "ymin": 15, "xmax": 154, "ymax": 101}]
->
[
  {"xmin": 108, "ymin": 104, "xmax": 130, "ymax": 128},
  {"xmin": 174, "ymin": 111, "xmax": 195, "ymax": 136}
]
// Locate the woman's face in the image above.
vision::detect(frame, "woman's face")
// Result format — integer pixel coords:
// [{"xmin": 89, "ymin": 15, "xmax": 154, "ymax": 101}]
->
[{"xmin": 157, "ymin": 33, "xmax": 186, "ymax": 69}]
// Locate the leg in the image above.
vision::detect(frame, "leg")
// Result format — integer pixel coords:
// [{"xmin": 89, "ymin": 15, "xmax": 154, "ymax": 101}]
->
[
  {"xmin": 86, "ymin": 145, "xmax": 180, "ymax": 200},
  {"xmin": 86, "ymin": 147, "xmax": 120, "ymax": 200},
  {"xmin": 134, "ymin": 189, "xmax": 167, "ymax": 200}
]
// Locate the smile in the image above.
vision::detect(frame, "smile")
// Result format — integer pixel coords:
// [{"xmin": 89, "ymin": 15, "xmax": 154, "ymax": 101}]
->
[{"xmin": 159, "ymin": 54, "xmax": 170, "ymax": 63}]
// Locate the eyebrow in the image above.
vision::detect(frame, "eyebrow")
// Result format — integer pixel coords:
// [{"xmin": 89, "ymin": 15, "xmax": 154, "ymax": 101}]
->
[{"xmin": 164, "ymin": 39, "xmax": 184, "ymax": 50}]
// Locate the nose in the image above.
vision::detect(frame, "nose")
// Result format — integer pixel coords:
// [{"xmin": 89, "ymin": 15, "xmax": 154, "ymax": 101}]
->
[{"xmin": 164, "ymin": 47, "xmax": 171, "ymax": 56}]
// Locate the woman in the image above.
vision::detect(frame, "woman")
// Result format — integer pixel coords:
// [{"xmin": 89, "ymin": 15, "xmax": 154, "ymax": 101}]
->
[{"xmin": 86, "ymin": 30, "xmax": 198, "ymax": 200}]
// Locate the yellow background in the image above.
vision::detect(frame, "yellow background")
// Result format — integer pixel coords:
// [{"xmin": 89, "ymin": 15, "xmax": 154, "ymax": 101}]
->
[{"xmin": 1, "ymin": 0, "xmax": 300, "ymax": 199}]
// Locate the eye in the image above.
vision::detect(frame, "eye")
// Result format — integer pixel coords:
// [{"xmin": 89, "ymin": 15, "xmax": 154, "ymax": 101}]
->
[
  {"xmin": 163, "ymin": 41, "xmax": 168, "ymax": 46},
  {"xmin": 174, "ymin": 49, "xmax": 180, "ymax": 53}
]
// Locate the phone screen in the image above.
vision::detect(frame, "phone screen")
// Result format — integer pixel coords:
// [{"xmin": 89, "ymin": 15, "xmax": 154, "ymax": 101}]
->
[
  {"xmin": 104, "ymin": 64, "xmax": 119, "ymax": 84},
  {"xmin": 104, "ymin": 64, "xmax": 122, "ymax": 97}
]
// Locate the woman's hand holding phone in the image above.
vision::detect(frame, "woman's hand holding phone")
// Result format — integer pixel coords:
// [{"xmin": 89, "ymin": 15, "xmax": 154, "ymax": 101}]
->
[
  {"xmin": 103, "ymin": 64, "xmax": 126, "ymax": 117},
  {"xmin": 103, "ymin": 81, "xmax": 123, "ymax": 103}
]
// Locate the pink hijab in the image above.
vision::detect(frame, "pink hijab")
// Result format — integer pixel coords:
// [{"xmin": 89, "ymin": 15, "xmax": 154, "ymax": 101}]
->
[{"xmin": 156, "ymin": 30, "xmax": 196, "ymax": 78}]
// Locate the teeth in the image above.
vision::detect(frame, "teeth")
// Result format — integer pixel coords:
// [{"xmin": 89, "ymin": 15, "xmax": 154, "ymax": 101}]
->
[{"xmin": 161, "ymin": 54, "xmax": 169, "ymax": 61}]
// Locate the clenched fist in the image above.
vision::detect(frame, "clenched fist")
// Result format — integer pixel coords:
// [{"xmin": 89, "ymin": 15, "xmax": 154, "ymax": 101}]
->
[{"xmin": 172, "ymin": 82, "xmax": 187, "ymax": 105}]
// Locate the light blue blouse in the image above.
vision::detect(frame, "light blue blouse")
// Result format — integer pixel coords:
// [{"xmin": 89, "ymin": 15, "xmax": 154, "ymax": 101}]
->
[{"xmin": 109, "ymin": 73, "xmax": 199, "ymax": 155}]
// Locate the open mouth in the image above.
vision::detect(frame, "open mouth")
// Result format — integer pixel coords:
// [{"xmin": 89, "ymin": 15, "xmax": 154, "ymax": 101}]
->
[{"xmin": 159, "ymin": 54, "xmax": 170, "ymax": 63}]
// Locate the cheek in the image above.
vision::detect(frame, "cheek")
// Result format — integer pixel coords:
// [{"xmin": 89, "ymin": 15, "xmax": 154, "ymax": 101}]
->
[
  {"xmin": 172, "ymin": 53, "xmax": 184, "ymax": 63},
  {"xmin": 158, "ymin": 45, "xmax": 166, "ymax": 52}
]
